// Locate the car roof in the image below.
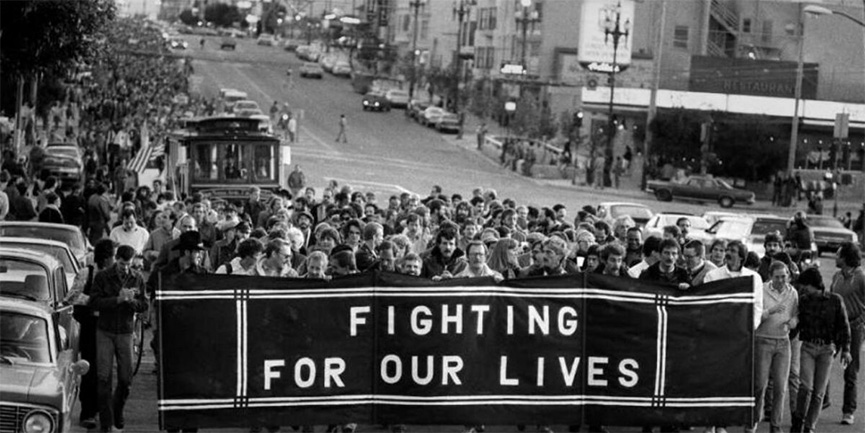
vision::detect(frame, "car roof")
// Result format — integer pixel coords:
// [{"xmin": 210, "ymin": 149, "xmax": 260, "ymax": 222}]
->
[
  {"xmin": 599, "ymin": 202, "xmax": 649, "ymax": 207},
  {"xmin": 0, "ymin": 246, "xmax": 61, "ymax": 269},
  {"xmin": 0, "ymin": 297, "xmax": 53, "ymax": 319},
  {"xmin": 0, "ymin": 237, "xmax": 73, "ymax": 251},
  {"xmin": 0, "ymin": 221, "xmax": 82, "ymax": 233}
]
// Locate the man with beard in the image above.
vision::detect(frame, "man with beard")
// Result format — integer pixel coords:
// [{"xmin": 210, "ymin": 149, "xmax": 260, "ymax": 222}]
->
[
  {"xmin": 454, "ymin": 241, "xmax": 503, "ymax": 281},
  {"xmin": 601, "ymin": 243, "xmax": 630, "ymax": 277},
  {"xmin": 294, "ymin": 210, "xmax": 314, "ymax": 252},
  {"xmin": 210, "ymin": 220, "xmax": 242, "ymax": 270},
  {"xmin": 528, "ymin": 237, "xmax": 577, "ymax": 276},
  {"xmin": 421, "ymin": 228, "xmax": 466, "ymax": 279},
  {"xmin": 639, "ymin": 239, "xmax": 690, "ymax": 289},
  {"xmin": 704, "ymin": 240, "xmax": 764, "ymax": 328},
  {"xmin": 191, "ymin": 202, "xmax": 216, "ymax": 248}
]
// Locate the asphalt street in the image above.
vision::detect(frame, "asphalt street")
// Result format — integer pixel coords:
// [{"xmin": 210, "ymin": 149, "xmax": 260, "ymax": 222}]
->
[{"xmin": 68, "ymin": 35, "xmax": 864, "ymax": 433}]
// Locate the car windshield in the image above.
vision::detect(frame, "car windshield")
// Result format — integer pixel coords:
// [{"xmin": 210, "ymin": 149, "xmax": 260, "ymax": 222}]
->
[
  {"xmin": 658, "ymin": 215, "xmax": 709, "ymax": 230},
  {"xmin": 0, "ymin": 312, "xmax": 51, "ymax": 363},
  {"xmin": 808, "ymin": 216, "xmax": 846, "ymax": 229},
  {"xmin": 389, "ymin": 91, "xmax": 408, "ymax": 98},
  {"xmin": 713, "ymin": 219, "xmax": 753, "ymax": 238},
  {"xmin": 611, "ymin": 205, "xmax": 652, "ymax": 220},
  {"xmin": 716, "ymin": 179, "xmax": 734, "ymax": 189},
  {"xmin": 0, "ymin": 259, "xmax": 51, "ymax": 302},
  {"xmin": 751, "ymin": 219, "xmax": 788, "ymax": 236},
  {"xmin": 0, "ymin": 243, "xmax": 75, "ymax": 274},
  {"xmin": 0, "ymin": 226, "xmax": 86, "ymax": 258},
  {"xmin": 47, "ymin": 148, "xmax": 78, "ymax": 158}
]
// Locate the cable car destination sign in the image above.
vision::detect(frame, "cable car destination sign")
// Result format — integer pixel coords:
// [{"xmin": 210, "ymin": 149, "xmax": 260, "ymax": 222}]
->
[{"xmin": 157, "ymin": 272, "xmax": 756, "ymax": 429}]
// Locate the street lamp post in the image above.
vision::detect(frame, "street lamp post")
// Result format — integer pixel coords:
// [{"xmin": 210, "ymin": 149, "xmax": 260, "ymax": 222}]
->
[
  {"xmin": 602, "ymin": 1, "xmax": 630, "ymax": 187},
  {"xmin": 505, "ymin": 100, "xmax": 517, "ymax": 156},
  {"xmin": 516, "ymin": 0, "xmax": 539, "ymax": 74},
  {"xmin": 408, "ymin": 0, "xmax": 426, "ymax": 102},
  {"xmin": 452, "ymin": 0, "xmax": 475, "ymax": 114}
]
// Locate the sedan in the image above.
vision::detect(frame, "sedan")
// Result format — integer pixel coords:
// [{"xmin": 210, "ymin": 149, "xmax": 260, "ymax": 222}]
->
[
  {"xmin": 257, "ymin": 34, "xmax": 276, "ymax": 46},
  {"xmin": 420, "ymin": 106, "xmax": 445, "ymax": 126},
  {"xmin": 596, "ymin": 202, "xmax": 655, "ymax": 226},
  {"xmin": 220, "ymin": 37, "xmax": 236, "ymax": 50},
  {"xmin": 407, "ymin": 99, "xmax": 430, "ymax": 120},
  {"xmin": 299, "ymin": 62, "xmax": 324, "ymax": 79},
  {"xmin": 0, "ymin": 297, "xmax": 89, "ymax": 433},
  {"xmin": 169, "ymin": 39, "xmax": 188, "ymax": 49},
  {"xmin": 806, "ymin": 214, "xmax": 859, "ymax": 255},
  {"xmin": 643, "ymin": 213, "xmax": 712, "ymax": 243},
  {"xmin": 0, "ymin": 222, "xmax": 92, "ymax": 267},
  {"xmin": 43, "ymin": 146, "xmax": 83, "ymax": 182},
  {"xmin": 435, "ymin": 112, "xmax": 461, "ymax": 133},
  {"xmin": 705, "ymin": 214, "xmax": 793, "ymax": 258},
  {"xmin": 232, "ymin": 100, "xmax": 260, "ymax": 114},
  {"xmin": 0, "ymin": 238, "xmax": 82, "ymax": 294},
  {"xmin": 332, "ymin": 61, "xmax": 352, "ymax": 77},
  {"xmin": 385, "ymin": 89, "xmax": 410, "ymax": 108},
  {"xmin": 362, "ymin": 91, "xmax": 391, "ymax": 112}
]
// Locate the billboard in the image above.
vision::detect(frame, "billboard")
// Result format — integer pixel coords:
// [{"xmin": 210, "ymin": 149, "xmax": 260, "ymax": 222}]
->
[
  {"xmin": 689, "ymin": 56, "xmax": 819, "ymax": 99},
  {"xmin": 157, "ymin": 272, "xmax": 755, "ymax": 430},
  {"xmin": 578, "ymin": 0, "xmax": 635, "ymax": 73}
]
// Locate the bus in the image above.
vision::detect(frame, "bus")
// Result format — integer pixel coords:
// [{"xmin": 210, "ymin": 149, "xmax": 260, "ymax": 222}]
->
[{"xmin": 167, "ymin": 116, "xmax": 291, "ymax": 201}]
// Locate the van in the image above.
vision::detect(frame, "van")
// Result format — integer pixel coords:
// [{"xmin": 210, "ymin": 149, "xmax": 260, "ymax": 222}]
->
[{"xmin": 222, "ymin": 90, "xmax": 249, "ymax": 109}]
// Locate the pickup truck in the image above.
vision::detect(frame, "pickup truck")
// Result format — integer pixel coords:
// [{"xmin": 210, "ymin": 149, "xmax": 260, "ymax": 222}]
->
[{"xmin": 646, "ymin": 175, "xmax": 755, "ymax": 208}]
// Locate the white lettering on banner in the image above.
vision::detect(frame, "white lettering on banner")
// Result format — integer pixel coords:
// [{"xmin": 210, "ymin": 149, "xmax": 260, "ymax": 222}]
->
[
  {"xmin": 618, "ymin": 359, "xmax": 640, "ymax": 388},
  {"xmin": 381, "ymin": 354, "xmax": 402, "ymax": 384},
  {"xmin": 537, "ymin": 357, "xmax": 545, "ymax": 387},
  {"xmin": 559, "ymin": 357, "xmax": 581, "ymax": 386},
  {"xmin": 588, "ymin": 357, "xmax": 609, "ymax": 387},
  {"xmin": 442, "ymin": 304, "xmax": 463, "ymax": 334},
  {"xmin": 558, "ymin": 307, "xmax": 579, "ymax": 336},
  {"xmin": 264, "ymin": 360, "xmax": 285, "ymax": 390},
  {"xmin": 411, "ymin": 306, "xmax": 433, "ymax": 335},
  {"xmin": 388, "ymin": 306, "xmax": 395, "ymax": 335},
  {"xmin": 295, "ymin": 358, "xmax": 316, "ymax": 388},
  {"xmin": 471, "ymin": 305, "xmax": 490, "ymax": 334},
  {"xmin": 443, "ymin": 356, "xmax": 464, "ymax": 385},
  {"xmin": 529, "ymin": 305, "xmax": 550, "ymax": 335},
  {"xmin": 350, "ymin": 306, "xmax": 371, "ymax": 336},
  {"xmin": 500, "ymin": 356, "xmax": 520, "ymax": 386},
  {"xmin": 507, "ymin": 305, "xmax": 514, "ymax": 335},
  {"xmin": 324, "ymin": 358, "xmax": 346, "ymax": 388},
  {"xmin": 412, "ymin": 356, "xmax": 435, "ymax": 385}
]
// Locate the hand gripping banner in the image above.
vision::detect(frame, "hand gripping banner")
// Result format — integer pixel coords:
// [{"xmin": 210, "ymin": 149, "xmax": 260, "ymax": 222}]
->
[{"xmin": 156, "ymin": 272, "xmax": 755, "ymax": 430}]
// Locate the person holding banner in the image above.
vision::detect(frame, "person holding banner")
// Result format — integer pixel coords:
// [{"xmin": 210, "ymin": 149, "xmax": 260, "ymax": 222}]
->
[{"xmin": 421, "ymin": 228, "xmax": 467, "ymax": 279}]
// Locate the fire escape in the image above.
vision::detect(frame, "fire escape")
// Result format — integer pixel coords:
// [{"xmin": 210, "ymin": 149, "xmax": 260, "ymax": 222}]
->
[{"xmin": 707, "ymin": 0, "xmax": 738, "ymax": 57}]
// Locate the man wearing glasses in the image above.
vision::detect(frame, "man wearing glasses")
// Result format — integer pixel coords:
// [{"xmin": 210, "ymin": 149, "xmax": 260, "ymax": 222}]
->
[{"xmin": 255, "ymin": 238, "xmax": 299, "ymax": 277}]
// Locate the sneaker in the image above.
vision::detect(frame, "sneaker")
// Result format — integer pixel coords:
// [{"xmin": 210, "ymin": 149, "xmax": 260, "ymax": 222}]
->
[
  {"xmin": 842, "ymin": 413, "xmax": 855, "ymax": 425},
  {"xmin": 79, "ymin": 417, "xmax": 97, "ymax": 429}
]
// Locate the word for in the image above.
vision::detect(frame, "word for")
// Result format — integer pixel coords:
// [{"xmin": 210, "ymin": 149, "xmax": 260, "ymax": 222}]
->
[{"xmin": 349, "ymin": 304, "xmax": 580, "ymax": 337}]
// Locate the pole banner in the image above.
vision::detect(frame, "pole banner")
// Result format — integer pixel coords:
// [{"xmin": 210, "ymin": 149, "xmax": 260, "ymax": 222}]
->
[{"xmin": 157, "ymin": 272, "xmax": 754, "ymax": 430}]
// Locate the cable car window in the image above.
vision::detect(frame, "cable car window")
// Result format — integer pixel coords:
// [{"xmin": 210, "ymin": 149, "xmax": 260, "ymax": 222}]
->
[
  {"xmin": 253, "ymin": 144, "xmax": 276, "ymax": 181},
  {"xmin": 195, "ymin": 143, "xmax": 218, "ymax": 180}
]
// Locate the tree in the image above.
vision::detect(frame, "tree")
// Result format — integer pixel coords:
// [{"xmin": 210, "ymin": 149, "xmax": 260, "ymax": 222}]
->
[
  {"xmin": 648, "ymin": 108, "xmax": 704, "ymax": 165},
  {"xmin": 179, "ymin": 9, "xmax": 198, "ymax": 26},
  {"xmin": 711, "ymin": 117, "xmax": 787, "ymax": 181},
  {"xmin": 205, "ymin": 3, "xmax": 242, "ymax": 28}
]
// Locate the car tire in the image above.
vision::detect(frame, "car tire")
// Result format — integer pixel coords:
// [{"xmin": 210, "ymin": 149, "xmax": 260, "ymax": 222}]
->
[
  {"xmin": 719, "ymin": 196, "xmax": 734, "ymax": 208},
  {"xmin": 655, "ymin": 189, "xmax": 673, "ymax": 202}
]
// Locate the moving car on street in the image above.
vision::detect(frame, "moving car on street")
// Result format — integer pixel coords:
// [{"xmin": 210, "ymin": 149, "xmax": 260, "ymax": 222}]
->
[
  {"xmin": 0, "ymin": 297, "xmax": 89, "ymax": 433},
  {"xmin": 362, "ymin": 91, "xmax": 391, "ymax": 112},
  {"xmin": 705, "ymin": 214, "xmax": 793, "ymax": 258},
  {"xmin": 646, "ymin": 175, "xmax": 756, "ymax": 208},
  {"xmin": 43, "ymin": 145, "xmax": 83, "ymax": 183},
  {"xmin": 806, "ymin": 214, "xmax": 859, "ymax": 255},
  {"xmin": 256, "ymin": 33, "xmax": 276, "ymax": 46},
  {"xmin": 385, "ymin": 89, "xmax": 410, "ymax": 108},
  {"xmin": 219, "ymin": 37, "xmax": 236, "ymax": 50},
  {"xmin": 232, "ymin": 100, "xmax": 261, "ymax": 114}
]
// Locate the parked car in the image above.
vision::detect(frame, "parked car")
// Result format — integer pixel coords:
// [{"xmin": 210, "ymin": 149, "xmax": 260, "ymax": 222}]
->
[
  {"xmin": 806, "ymin": 214, "xmax": 859, "ymax": 255},
  {"xmin": 643, "ymin": 213, "xmax": 712, "ymax": 243},
  {"xmin": 220, "ymin": 37, "xmax": 237, "ymax": 50},
  {"xmin": 362, "ymin": 91, "xmax": 391, "ymax": 112},
  {"xmin": 299, "ymin": 62, "xmax": 324, "ymax": 79},
  {"xmin": 0, "ymin": 297, "xmax": 89, "ymax": 433},
  {"xmin": 319, "ymin": 54, "xmax": 338, "ymax": 72},
  {"xmin": 435, "ymin": 112, "xmax": 461, "ymax": 133},
  {"xmin": 43, "ymin": 146, "xmax": 83, "ymax": 182},
  {"xmin": 0, "ymin": 238, "xmax": 82, "ymax": 293},
  {"xmin": 420, "ymin": 106, "xmax": 446, "ymax": 126},
  {"xmin": 705, "ymin": 214, "xmax": 794, "ymax": 258},
  {"xmin": 702, "ymin": 211, "xmax": 741, "ymax": 226},
  {"xmin": 282, "ymin": 39, "xmax": 301, "ymax": 51},
  {"xmin": 234, "ymin": 108, "xmax": 264, "ymax": 117},
  {"xmin": 385, "ymin": 89, "xmax": 410, "ymax": 108},
  {"xmin": 257, "ymin": 33, "xmax": 277, "ymax": 46},
  {"xmin": 0, "ymin": 222, "xmax": 92, "ymax": 267},
  {"xmin": 332, "ymin": 61, "xmax": 352, "ymax": 77},
  {"xmin": 221, "ymin": 90, "xmax": 249, "ymax": 110},
  {"xmin": 169, "ymin": 38, "xmax": 188, "ymax": 49},
  {"xmin": 407, "ymin": 100, "xmax": 430, "ymax": 120},
  {"xmin": 596, "ymin": 202, "xmax": 655, "ymax": 226},
  {"xmin": 646, "ymin": 175, "xmax": 756, "ymax": 208}
]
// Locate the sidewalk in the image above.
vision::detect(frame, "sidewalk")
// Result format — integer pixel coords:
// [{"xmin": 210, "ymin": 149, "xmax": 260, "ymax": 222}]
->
[{"xmin": 442, "ymin": 117, "xmax": 863, "ymax": 217}]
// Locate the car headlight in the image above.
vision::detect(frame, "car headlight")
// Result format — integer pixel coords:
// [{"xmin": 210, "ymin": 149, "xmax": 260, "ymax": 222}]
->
[
  {"xmin": 374, "ymin": 102, "xmax": 380, "ymax": 106},
  {"xmin": 363, "ymin": 101, "xmax": 368, "ymax": 105},
  {"xmin": 24, "ymin": 410, "xmax": 54, "ymax": 433}
]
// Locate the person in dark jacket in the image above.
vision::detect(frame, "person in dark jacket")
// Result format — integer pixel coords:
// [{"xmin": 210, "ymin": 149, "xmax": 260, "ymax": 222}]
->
[
  {"xmin": 786, "ymin": 211, "xmax": 814, "ymax": 262},
  {"xmin": 792, "ymin": 267, "xmax": 852, "ymax": 433},
  {"xmin": 421, "ymin": 228, "xmax": 467, "ymax": 279},
  {"xmin": 37, "ymin": 192, "xmax": 64, "ymax": 223},
  {"xmin": 88, "ymin": 244, "xmax": 148, "ymax": 433},
  {"xmin": 72, "ymin": 239, "xmax": 116, "ymax": 429},
  {"xmin": 355, "ymin": 222, "xmax": 383, "ymax": 272},
  {"xmin": 639, "ymin": 238, "xmax": 690, "ymax": 289},
  {"xmin": 60, "ymin": 182, "xmax": 86, "ymax": 228}
]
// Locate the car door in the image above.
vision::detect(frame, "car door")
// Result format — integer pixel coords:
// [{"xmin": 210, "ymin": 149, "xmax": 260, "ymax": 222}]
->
[{"xmin": 53, "ymin": 267, "xmax": 78, "ymax": 350}]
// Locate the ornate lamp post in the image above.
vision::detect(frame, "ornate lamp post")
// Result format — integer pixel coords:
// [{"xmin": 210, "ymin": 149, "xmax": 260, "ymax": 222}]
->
[
  {"xmin": 452, "ymin": 0, "xmax": 475, "ymax": 114},
  {"xmin": 408, "ymin": 0, "xmax": 427, "ymax": 102},
  {"xmin": 601, "ymin": 1, "xmax": 630, "ymax": 186},
  {"xmin": 515, "ymin": 0, "xmax": 540, "ymax": 74}
]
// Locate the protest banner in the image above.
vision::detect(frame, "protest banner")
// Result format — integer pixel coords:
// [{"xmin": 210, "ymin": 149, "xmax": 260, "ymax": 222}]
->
[{"xmin": 156, "ymin": 272, "xmax": 755, "ymax": 430}]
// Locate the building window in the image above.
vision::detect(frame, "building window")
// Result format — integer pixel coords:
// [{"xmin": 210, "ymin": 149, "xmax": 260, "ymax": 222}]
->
[
  {"xmin": 421, "ymin": 20, "xmax": 429, "ymax": 40},
  {"xmin": 489, "ymin": 7, "xmax": 497, "ymax": 30},
  {"xmin": 479, "ymin": 8, "xmax": 488, "ymax": 30},
  {"xmin": 741, "ymin": 18, "xmax": 751, "ymax": 33},
  {"xmin": 402, "ymin": 14, "xmax": 411, "ymax": 32},
  {"xmin": 673, "ymin": 25, "xmax": 689, "ymax": 48},
  {"xmin": 762, "ymin": 20, "xmax": 773, "ymax": 43},
  {"xmin": 785, "ymin": 20, "xmax": 798, "ymax": 36}
]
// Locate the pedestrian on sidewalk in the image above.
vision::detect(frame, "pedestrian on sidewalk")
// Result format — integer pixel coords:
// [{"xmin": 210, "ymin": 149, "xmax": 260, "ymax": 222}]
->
[
  {"xmin": 456, "ymin": 111, "xmax": 465, "ymax": 139},
  {"xmin": 477, "ymin": 122, "xmax": 487, "ymax": 150},
  {"xmin": 336, "ymin": 114, "xmax": 348, "ymax": 143}
]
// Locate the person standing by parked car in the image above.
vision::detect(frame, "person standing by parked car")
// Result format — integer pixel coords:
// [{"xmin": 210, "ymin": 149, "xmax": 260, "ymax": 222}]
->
[
  {"xmin": 89, "ymin": 244, "xmax": 148, "ymax": 433},
  {"xmin": 831, "ymin": 241, "xmax": 865, "ymax": 426}
]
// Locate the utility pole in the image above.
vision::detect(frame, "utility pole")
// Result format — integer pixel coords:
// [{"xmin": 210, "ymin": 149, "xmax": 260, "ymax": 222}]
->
[
  {"xmin": 643, "ymin": 0, "xmax": 666, "ymax": 190},
  {"xmin": 452, "ymin": 0, "xmax": 474, "ymax": 114}
]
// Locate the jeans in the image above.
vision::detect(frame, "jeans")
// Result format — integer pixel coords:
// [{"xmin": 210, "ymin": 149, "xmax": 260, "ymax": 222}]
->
[
  {"xmin": 97, "ymin": 329, "xmax": 133, "ymax": 431},
  {"xmin": 78, "ymin": 316, "xmax": 99, "ymax": 421},
  {"xmin": 754, "ymin": 337, "xmax": 791, "ymax": 429},
  {"xmin": 795, "ymin": 341, "xmax": 835, "ymax": 431},
  {"xmin": 789, "ymin": 336, "xmax": 802, "ymax": 417},
  {"xmin": 843, "ymin": 321, "xmax": 865, "ymax": 415}
]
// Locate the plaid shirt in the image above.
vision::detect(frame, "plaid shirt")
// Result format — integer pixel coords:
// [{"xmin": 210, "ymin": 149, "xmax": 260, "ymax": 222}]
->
[{"xmin": 798, "ymin": 291, "xmax": 851, "ymax": 352}]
